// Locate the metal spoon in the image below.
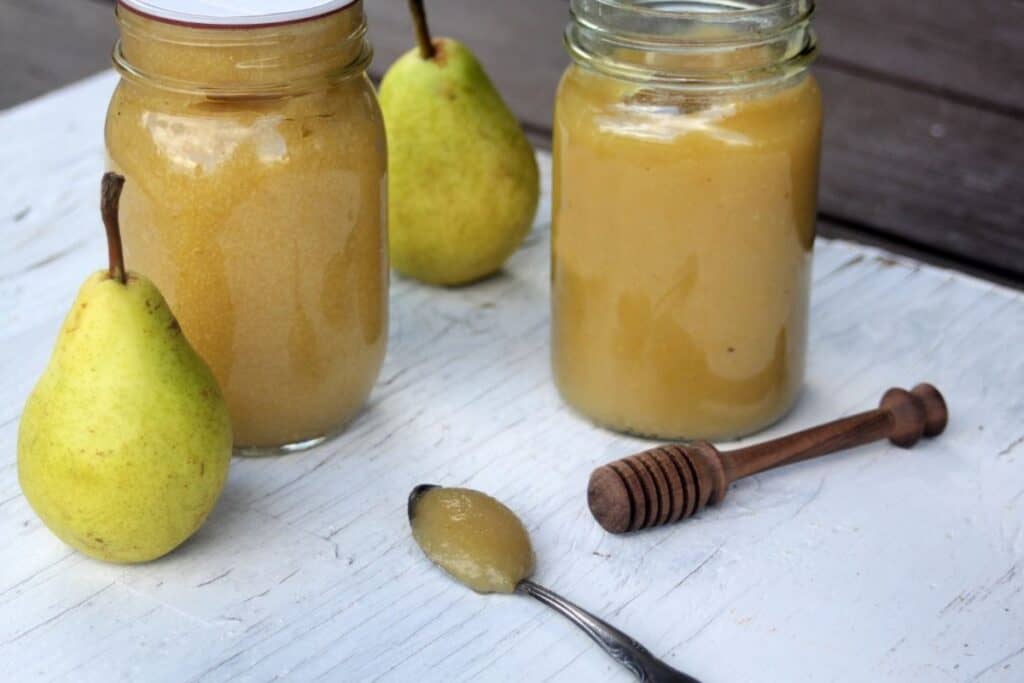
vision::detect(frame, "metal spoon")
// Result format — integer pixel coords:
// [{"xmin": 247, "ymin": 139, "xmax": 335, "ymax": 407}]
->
[{"xmin": 408, "ymin": 484, "xmax": 701, "ymax": 683}]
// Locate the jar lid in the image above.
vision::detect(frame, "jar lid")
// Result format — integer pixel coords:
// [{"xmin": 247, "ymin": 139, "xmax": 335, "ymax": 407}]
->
[{"xmin": 118, "ymin": 0, "xmax": 358, "ymax": 27}]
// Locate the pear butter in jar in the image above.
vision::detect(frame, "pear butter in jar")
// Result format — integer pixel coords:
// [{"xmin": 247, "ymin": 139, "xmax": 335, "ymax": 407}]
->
[
  {"xmin": 553, "ymin": 0, "xmax": 823, "ymax": 440},
  {"xmin": 106, "ymin": 0, "xmax": 387, "ymax": 453}
]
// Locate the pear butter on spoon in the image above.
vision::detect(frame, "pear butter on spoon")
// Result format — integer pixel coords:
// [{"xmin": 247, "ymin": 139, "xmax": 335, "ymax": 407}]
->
[
  {"xmin": 409, "ymin": 485, "xmax": 534, "ymax": 594},
  {"xmin": 408, "ymin": 485, "xmax": 701, "ymax": 682}
]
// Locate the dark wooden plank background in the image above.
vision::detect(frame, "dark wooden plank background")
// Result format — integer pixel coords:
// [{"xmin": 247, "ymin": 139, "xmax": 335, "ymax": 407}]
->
[{"xmin": 2, "ymin": 0, "xmax": 1022, "ymax": 288}]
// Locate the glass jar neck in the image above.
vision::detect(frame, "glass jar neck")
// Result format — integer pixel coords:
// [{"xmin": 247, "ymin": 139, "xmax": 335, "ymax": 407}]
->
[
  {"xmin": 114, "ymin": 1, "xmax": 371, "ymax": 96},
  {"xmin": 565, "ymin": 0, "xmax": 816, "ymax": 91}
]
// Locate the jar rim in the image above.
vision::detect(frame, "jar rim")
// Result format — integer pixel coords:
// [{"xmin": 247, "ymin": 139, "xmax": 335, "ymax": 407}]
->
[
  {"xmin": 117, "ymin": 0, "xmax": 358, "ymax": 29},
  {"xmin": 570, "ymin": 0, "xmax": 815, "ymax": 41},
  {"xmin": 565, "ymin": 0, "xmax": 817, "ymax": 90},
  {"xmin": 583, "ymin": 0, "xmax": 810, "ymax": 22}
]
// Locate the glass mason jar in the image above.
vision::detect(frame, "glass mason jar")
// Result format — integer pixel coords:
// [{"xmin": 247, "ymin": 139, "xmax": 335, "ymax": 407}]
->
[
  {"xmin": 552, "ymin": 0, "xmax": 822, "ymax": 440},
  {"xmin": 106, "ymin": 0, "xmax": 388, "ymax": 454}
]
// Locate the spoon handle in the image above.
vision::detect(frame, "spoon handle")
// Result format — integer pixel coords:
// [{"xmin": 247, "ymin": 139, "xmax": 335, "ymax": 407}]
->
[{"xmin": 516, "ymin": 580, "xmax": 701, "ymax": 683}]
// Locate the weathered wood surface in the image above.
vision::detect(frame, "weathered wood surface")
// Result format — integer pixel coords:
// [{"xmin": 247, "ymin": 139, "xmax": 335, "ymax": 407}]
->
[
  {"xmin": 0, "ymin": 0, "xmax": 117, "ymax": 110},
  {"xmin": 1, "ymin": 72, "xmax": 1023, "ymax": 682},
  {"xmin": 814, "ymin": 0, "xmax": 1024, "ymax": 114}
]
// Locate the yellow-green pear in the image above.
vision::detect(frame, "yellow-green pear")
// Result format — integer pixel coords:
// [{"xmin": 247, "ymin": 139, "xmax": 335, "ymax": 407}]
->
[
  {"xmin": 380, "ymin": 0, "xmax": 540, "ymax": 286},
  {"xmin": 17, "ymin": 174, "xmax": 232, "ymax": 564}
]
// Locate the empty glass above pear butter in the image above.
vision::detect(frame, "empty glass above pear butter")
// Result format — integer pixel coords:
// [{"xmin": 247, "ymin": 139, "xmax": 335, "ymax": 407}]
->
[{"xmin": 408, "ymin": 485, "xmax": 701, "ymax": 682}]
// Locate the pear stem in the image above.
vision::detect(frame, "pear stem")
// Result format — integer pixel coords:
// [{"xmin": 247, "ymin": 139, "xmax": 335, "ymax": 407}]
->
[
  {"xmin": 408, "ymin": 0, "xmax": 436, "ymax": 60},
  {"xmin": 101, "ymin": 172, "xmax": 127, "ymax": 285}
]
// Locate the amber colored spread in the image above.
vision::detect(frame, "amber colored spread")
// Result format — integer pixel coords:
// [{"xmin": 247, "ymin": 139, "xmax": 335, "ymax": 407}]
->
[
  {"xmin": 552, "ymin": 65, "xmax": 822, "ymax": 439},
  {"xmin": 411, "ymin": 487, "xmax": 535, "ymax": 594},
  {"xmin": 106, "ymin": 4, "xmax": 387, "ymax": 449}
]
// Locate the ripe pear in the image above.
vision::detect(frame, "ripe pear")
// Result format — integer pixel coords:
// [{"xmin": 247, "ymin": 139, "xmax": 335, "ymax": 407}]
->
[
  {"xmin": 380, "ymin": 0, "xmax": 540, "ymax": 286},
  {"xmin": 17, "ymin": 174, "xmax": 232, "ymax": 564}
]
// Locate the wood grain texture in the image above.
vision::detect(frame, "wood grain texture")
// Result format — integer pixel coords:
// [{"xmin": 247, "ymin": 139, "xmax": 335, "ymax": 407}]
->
[
  {"xmin": 1, "ymin": 73, "xmax": 1023, "ymax": 681},
  {"xmin": 816, "ymin": 67, "xmax": 1024, "ymax": 278},
  {"xmin": 814, "ymin": 0, "xmax": 1024, "ymax": 114},
  {"xmin": 0, "ymin": 0, "xmax": 117, "ymax": 110}
]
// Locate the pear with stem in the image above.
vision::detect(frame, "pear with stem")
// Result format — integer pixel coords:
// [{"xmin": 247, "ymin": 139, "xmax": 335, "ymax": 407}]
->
[
  {"xmin": 380, "ymin": 0, "xmax": 540, "ymax": 286},
  {"xmin": 18, "ymin": 173, "xmax": 233, "ymax": 563}
]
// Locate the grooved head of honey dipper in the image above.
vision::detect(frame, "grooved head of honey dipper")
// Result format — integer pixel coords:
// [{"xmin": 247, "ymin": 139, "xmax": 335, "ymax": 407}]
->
[
  {"xmin": 589, "ymin": 444, "xmax": 727, "ymax": 533},
  {"xmin": 588, "ymin": 465, "xmax": 633, "ymax": 534}
]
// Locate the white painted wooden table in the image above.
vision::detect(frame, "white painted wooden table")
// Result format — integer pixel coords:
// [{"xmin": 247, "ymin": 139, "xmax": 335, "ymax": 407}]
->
[{"xmin": 2, "ymin": 72, "xmax": 1023, "ymax": 683}]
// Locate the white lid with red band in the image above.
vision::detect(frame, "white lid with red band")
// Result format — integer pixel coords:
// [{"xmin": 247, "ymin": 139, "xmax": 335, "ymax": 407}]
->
[{"xmin": 118, "ymin": 0, "xmax": 358, "ymax": 27}]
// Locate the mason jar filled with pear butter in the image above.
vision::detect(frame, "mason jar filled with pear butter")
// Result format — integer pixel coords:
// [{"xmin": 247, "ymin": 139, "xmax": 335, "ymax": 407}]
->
[
  {"xmin": 105, "ymin": 0, "xmax": 388, "ymax": 453},
  {"xmin": 552, "ymin": 0, "xmax": 823, "ymax": 440}
]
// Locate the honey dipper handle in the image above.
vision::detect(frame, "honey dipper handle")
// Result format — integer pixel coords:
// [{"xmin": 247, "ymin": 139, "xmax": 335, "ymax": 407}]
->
[{"xmin": 721, "ymin": 384, "xmax": 947, "ymax": 482}]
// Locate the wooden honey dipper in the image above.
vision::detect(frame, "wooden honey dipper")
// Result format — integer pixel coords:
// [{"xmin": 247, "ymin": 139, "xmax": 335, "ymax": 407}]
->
[{"xmin": 588, "ymin": 383, "xmax": 948, "ymax": 534}]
